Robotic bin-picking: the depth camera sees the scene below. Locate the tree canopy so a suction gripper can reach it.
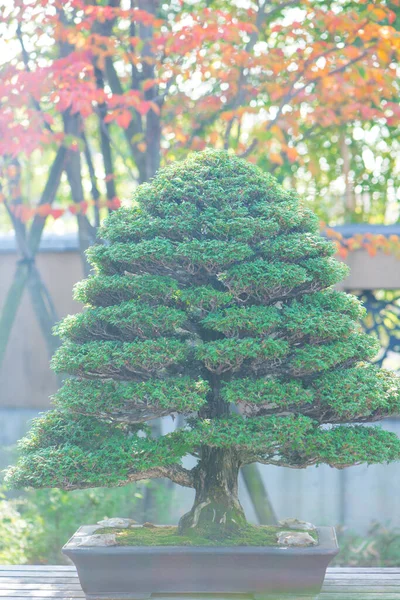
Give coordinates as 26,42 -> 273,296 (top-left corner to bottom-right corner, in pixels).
7,151 -> 400,535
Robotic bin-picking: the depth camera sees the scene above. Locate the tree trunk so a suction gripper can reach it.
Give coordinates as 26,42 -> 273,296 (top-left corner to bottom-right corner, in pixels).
178,447 -> 246,534
340,130 -> 355,219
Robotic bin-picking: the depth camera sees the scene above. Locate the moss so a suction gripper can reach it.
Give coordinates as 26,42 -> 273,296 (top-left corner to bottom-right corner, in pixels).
96,524 -> 319,547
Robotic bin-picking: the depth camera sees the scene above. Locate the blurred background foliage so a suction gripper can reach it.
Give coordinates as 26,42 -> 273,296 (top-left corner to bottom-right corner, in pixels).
0,483 -> 173,564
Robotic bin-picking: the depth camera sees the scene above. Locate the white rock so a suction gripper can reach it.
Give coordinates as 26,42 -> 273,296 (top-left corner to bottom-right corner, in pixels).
96,518 -> 136,528
277,531 -> 317,547
78,525 -> 101,536
278,517 -> 316,531
77,534 -> 117,547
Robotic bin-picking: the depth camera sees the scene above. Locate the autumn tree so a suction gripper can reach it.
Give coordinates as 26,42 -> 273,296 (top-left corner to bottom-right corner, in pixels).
7,150 -> 400,534
1,0 -> 399,367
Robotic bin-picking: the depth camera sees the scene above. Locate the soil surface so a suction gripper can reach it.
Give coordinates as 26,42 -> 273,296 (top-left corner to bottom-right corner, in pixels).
96,524 -> 319,547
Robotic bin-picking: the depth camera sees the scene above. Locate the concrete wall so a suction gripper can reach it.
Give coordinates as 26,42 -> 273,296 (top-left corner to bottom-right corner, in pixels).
0,237 -> 84,409
338,250 -> 400,291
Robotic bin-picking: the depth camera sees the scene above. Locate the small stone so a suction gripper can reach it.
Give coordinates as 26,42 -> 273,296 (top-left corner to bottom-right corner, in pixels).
277,531 -> 317,547
278,518 -> 316,531
142,522 -> 157,528
96,518 -> 137,528
77,534 -> 117,547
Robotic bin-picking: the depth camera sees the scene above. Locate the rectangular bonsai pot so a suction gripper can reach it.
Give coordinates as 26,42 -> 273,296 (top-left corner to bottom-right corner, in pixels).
63,525 -> 338,599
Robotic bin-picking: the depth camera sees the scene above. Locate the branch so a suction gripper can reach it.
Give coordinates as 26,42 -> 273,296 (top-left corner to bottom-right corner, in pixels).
63,112 -> 97,275
104,57 -> 146,182
140,0 -> 161,179
223,0 -> 268,150
127,465 -> 196,488
242,454 -> 317,469
28,146 -> 67,253
238,138 -> 259,158
265,0 -> 301,16
95,112 -> 138,182
16,23 -> 53,134
81,131 -> 101,228
62,465 -> 195,491
93,67 -> 117,202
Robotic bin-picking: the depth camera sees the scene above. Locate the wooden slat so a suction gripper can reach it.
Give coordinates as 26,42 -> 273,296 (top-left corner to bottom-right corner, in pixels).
320,597 -> 400,600
328,568 -> 400,573
2,566 -> 400,598
0,567 -> 73,571
325,575 -> 400,580
0,585 -> 82,590
0,579 -> 79,585
0,589 -> 85,599
324,580 -> 400,585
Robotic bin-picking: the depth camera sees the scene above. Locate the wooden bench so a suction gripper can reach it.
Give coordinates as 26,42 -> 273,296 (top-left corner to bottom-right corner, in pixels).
0,566 -> 399,599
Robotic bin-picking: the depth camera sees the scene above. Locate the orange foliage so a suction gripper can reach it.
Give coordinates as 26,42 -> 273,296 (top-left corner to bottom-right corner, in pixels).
0,0 -> 399,233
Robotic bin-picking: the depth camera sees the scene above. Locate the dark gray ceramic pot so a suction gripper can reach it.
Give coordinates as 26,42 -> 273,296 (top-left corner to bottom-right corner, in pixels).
63,525 -> 338,599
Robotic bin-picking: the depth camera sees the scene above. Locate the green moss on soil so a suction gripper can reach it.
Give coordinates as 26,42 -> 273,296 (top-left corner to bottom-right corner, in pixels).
97,524 -> 319,547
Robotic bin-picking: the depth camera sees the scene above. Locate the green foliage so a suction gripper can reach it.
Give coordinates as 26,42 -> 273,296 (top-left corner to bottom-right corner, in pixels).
74,274 -> 180,308
87,239 -> 254,277
202,306 -> 282,337
0,494 -> 34,564
53,377 -> 209,419
201,289 -> 365,342
195,338 -> 289,373
182,413 -> 317,457
8,149 -> 400,495
132,154 -> 280,213
179,287 -> 234,316
180,414 -> 400,468
51,339 -> 189,378
292,289 -> 366,320
222,364 -> 400,423
220,260 -> 311,301
222,378 -> 314,409
281,290 -> 366,341
55,302 -> 188,343
255,201 -> 319,233
259,232 -> 336,261
304,425 -> 400,468
99,207 -> 198,243
334,523 -> 400,567
304,256 -> 350,286
0,484 -> 159,564
6,412 -> 189,489
289,333 -> 380,376
312,365 -> 400,421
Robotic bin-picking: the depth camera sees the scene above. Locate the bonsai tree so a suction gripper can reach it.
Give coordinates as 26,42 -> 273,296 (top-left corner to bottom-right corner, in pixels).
7,150 -> 400,536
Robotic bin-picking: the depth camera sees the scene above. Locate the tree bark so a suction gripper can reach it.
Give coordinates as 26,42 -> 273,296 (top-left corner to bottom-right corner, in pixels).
139,0 -> 161,180
178,447 -> 246,534
63,113 -> 96,276
340,130 -> 355,218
